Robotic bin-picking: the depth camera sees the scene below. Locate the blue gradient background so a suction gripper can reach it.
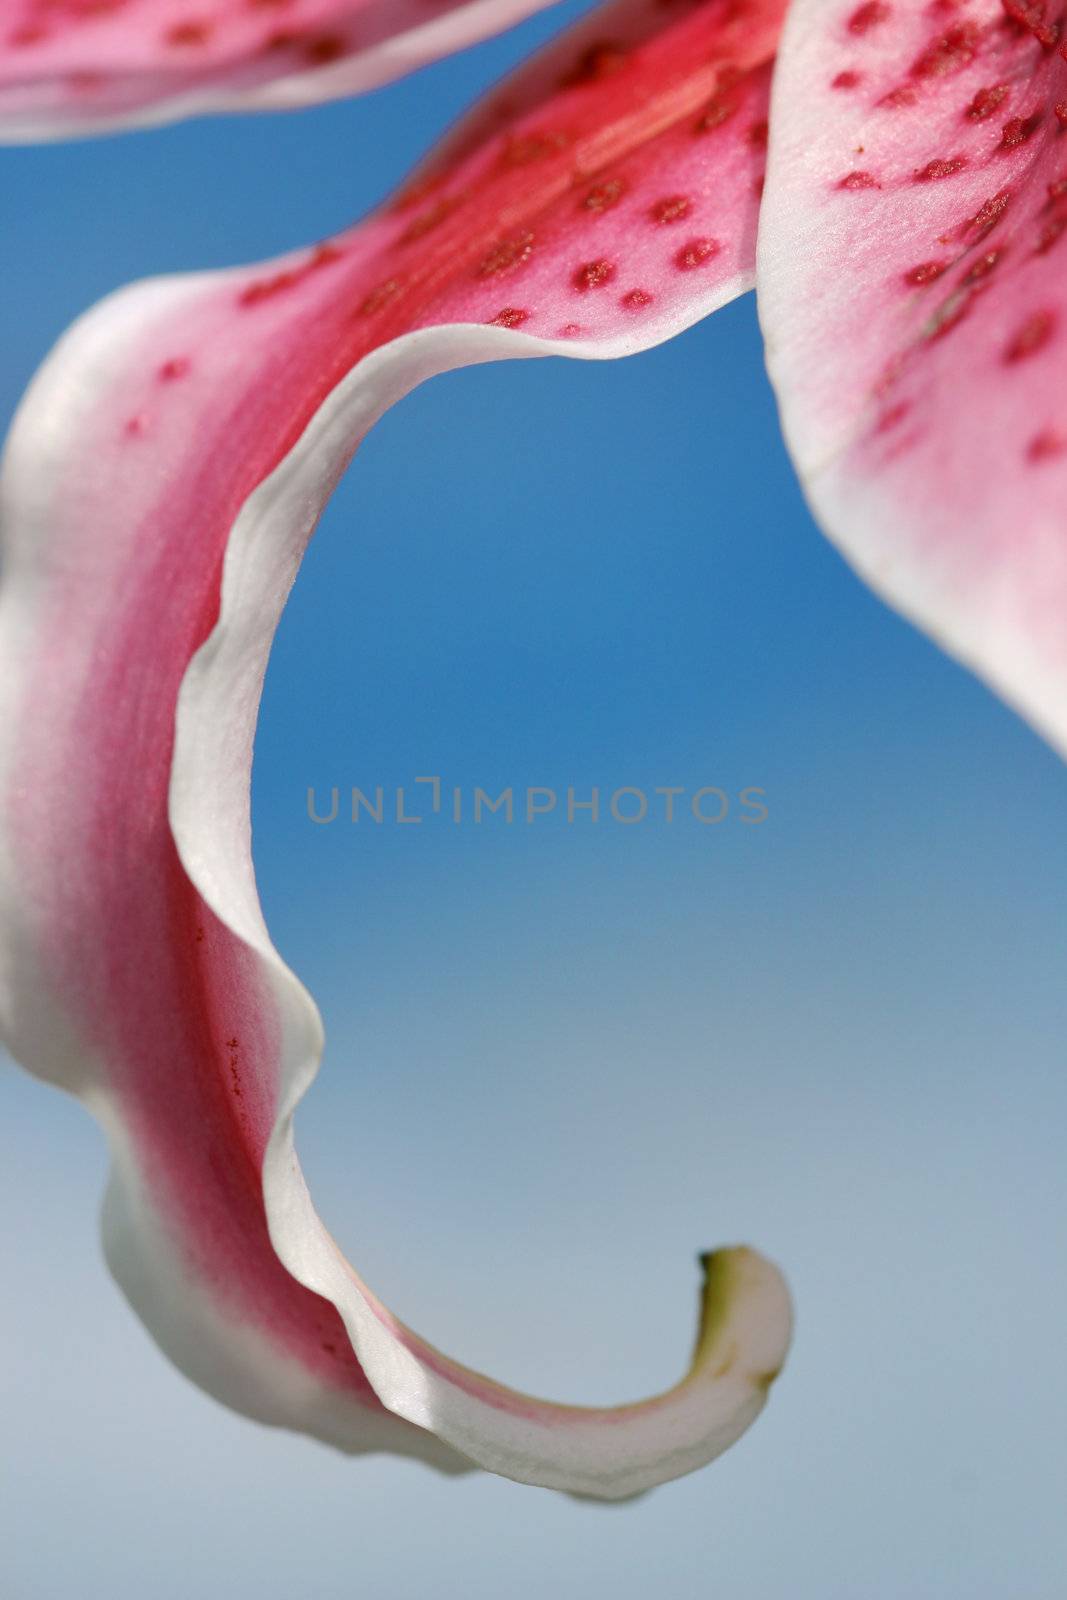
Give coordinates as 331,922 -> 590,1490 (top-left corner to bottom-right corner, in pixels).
2,7 -> 1067,1595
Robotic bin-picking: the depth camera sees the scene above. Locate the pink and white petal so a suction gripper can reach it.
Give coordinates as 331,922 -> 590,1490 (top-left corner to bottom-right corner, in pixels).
0,0 -> 791,1498
0,0 -> 559,142
759,0 -> 1067,755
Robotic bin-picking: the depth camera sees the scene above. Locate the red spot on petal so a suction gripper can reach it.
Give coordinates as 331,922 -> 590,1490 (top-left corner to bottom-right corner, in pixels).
651,194 -> 691,223
583,178 -> 625,212
573,258 -> 616,290
914,156 -> 968,181
622,288 -> 654,309
165,19 -> 212,45
848,1 -> 891,35
563,40 -> 629,86
966,188 -> 1013,239
694,94 -> 740,133
910,22 -> 981,77
489,307 -> 530,328
158,357 -> 190,381
239,270 -> 298,306
1004,309 -> 1057,362
876,400 -> 912,433
1036,209 -> 1067,251
1027,428 -> 1067,461
9,23 -> 47,45
904,259 -> 949,286
838,169 -> 881,189
304,33 -> 346,65
967,83 -> 1010,120
832,69 -> 863,89
1000,113 -> 1043,147
676,237 -> 720,269
1000,0 -> 1060,47
263,29 -> 299,51
880,83 -> 919,107
310,242 -> 344,268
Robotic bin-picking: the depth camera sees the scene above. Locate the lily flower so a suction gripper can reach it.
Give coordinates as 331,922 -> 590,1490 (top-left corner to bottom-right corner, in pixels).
1,0 -> 1062,1500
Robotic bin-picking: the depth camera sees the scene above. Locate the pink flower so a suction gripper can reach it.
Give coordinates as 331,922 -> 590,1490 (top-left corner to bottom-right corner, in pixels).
2,0 -> 1063,1497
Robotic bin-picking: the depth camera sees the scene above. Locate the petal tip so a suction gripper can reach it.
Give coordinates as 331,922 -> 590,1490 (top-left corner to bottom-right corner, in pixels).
694,1244 -> 793,1387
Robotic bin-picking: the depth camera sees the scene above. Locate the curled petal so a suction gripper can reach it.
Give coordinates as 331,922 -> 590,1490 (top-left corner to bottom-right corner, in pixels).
0,0 -> 558,141
759,0 -> 1067,754
0,0 -> 791,1497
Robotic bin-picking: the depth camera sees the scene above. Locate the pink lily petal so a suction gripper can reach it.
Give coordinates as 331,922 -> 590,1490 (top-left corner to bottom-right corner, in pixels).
759,0 -> 1067,754
0,0 -> 559,141
0,0 -> 791,1497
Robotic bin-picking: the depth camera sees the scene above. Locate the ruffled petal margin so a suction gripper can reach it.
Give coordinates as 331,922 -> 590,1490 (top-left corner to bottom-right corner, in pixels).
0,0 -> 791,1498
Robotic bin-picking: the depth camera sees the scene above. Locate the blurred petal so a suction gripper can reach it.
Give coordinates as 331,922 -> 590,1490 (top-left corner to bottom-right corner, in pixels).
759,0 -> 1067,754
0,0 -> 790,1497
0,0 -> 558,141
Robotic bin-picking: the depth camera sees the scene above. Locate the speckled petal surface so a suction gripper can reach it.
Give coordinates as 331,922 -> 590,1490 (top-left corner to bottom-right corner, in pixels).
759,0 -> 1067,754
0,0 -> 558,140
0,0 -> 791,1497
